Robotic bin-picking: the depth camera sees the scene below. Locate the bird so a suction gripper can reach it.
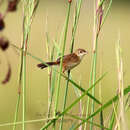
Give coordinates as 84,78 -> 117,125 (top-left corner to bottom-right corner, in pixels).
37,48 -> 88,73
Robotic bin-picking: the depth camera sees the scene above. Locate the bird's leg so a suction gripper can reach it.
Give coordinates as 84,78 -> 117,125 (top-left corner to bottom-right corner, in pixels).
62,68 -> 65,73
62,66 -> 67,73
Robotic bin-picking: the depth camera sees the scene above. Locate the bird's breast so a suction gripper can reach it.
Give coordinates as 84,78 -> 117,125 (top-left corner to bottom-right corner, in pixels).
65,60 -> 81,70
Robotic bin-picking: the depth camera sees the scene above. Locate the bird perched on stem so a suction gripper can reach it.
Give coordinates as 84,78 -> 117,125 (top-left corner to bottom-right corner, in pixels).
37,48 -> 88,73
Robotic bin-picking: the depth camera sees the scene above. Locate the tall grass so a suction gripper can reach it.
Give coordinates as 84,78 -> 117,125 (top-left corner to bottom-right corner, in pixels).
85,0 -> 112,129
0,0 -> 130,130
60,0 -> 83,129
21,1 -> 38,130
13,0 -> 39,130
115,33 -> 128,130
54,0 -> 72,121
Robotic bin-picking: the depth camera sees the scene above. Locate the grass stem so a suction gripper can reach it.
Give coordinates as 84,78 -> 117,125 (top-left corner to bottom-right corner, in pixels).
59,0 -> 83,129
54,1 -> 72,129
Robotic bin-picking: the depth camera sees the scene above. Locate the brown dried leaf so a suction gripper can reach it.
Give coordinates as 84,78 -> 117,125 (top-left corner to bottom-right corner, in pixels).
0,13 -> 5,31
7,0 -> 19,12
2,63 -> 11,84
0,37 -> 9,51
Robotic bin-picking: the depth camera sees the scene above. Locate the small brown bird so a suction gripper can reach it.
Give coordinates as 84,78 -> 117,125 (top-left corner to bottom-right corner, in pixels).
37,48 -> 88,73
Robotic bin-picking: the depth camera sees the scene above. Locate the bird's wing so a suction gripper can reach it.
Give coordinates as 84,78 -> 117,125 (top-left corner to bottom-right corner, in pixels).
56,55 -> 67,63
56,53 -> 79,63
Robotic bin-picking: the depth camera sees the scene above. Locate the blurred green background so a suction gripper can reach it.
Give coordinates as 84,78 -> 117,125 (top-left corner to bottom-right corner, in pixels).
0,0 -> 130,130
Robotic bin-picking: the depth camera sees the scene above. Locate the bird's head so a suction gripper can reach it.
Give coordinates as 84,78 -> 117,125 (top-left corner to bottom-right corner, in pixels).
75,48 -> 88,59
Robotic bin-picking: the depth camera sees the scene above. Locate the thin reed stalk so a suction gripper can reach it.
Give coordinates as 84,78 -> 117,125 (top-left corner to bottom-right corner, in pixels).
85,0 -> 112,129
22,45 -> 26,130
40,73 -> 106,130
89,1 -> 99,129
59,0 -> 83,129
45,30 -> 54,119
13,12 -> 25,129
59,72 -> 70,130
13,1 -> 39,130
108,103 -> 118,129
53,1 -> 72,129
13,94 -> 21,130
0,118 -> 55,127
116,34 -> 128,130
47,48 -> 55,119
74,86 -> 130,129
13,31 -> 24,130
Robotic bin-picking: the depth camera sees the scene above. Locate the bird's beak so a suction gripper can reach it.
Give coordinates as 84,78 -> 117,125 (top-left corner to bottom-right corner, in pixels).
85,51 -> 88,54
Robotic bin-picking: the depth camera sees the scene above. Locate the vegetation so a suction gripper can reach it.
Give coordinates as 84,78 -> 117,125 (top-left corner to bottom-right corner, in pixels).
0,0 -> 129,130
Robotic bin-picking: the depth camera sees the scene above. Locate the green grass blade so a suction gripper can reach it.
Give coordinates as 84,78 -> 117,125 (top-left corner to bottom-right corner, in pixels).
54,0 -> 71,113
59,72 -> 70,130
53,2 -> 72,130
100,110 -> 104,130
66,113 -> 110,130
74,86 -> 130,129
21,1 -> 39,129
40,73 -> 106,130
61,1 -> 84,128
98,0 -> 106,7
13,94 -> 21,130
0,117 -> 55,127
108,103 -> 118,130
89,0 -> 99,128
60,0 -> 84,128
100,0 -> 113,29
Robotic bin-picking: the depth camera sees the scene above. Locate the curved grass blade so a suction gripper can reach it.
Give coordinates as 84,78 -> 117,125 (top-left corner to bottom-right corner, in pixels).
74,86 -> 130,129
40,73 -> 106,130
108,103 -> 118,130
67,113 -> 110,130
100,0 -> 113,29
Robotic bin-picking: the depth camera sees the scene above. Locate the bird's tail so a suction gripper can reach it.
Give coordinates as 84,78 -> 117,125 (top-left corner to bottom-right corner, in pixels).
37,62 -> 58,69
